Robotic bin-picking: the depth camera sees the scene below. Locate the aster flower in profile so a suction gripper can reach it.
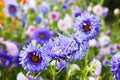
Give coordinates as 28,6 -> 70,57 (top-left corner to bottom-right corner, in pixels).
57,60 -> 67,71
0,53 -> 11,67
4,0 -> 18,17
19,41 -> 48,73
42,34 -> 88,61
110,52 -> 120,80
73,11 -> 100,41
34,28 -> 51,45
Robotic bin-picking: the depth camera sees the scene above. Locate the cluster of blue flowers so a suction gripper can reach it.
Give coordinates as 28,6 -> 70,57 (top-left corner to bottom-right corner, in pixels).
19,11 -> 100,73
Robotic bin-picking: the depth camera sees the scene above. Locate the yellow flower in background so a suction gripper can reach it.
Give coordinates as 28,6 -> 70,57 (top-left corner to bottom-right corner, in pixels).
0,0 -> 4,8
17,0 -> 27,4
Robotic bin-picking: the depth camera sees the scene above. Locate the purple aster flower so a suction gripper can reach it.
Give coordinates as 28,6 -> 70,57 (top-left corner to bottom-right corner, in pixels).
19,42 -> 48,73
73,12 -> 100,41
34,28 -> 51,45
4,1 -> 18,17
110,52 -> 120,80
0,53 -> 11,67
39,2 -> 50,15
42,34 -> 88,61
57,60 -> 67,71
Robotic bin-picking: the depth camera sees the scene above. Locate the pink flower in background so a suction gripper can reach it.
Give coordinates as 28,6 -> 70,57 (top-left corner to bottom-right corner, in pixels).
17,72 -> 28,80
93,5 -> 109,18
105,30 -> 111,35
93,5 -> 103,16
25,25 -> 36,38
4,41 -> 19,57
49,12 -> 60,21
57,14 -> 73,31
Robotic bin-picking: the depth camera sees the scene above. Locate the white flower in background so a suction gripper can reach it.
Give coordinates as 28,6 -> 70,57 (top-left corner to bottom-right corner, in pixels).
17,72 -> 28,80
99,46 -> 111,57
25,25 -> 36,38
98,34 -> 111,47
70,64 -> 80,71
88,76 -> 96,80
4,41 -> 19,57
87,6 -> 92,12
57,14 -> 73,31
91,59 -> 102,77
89,39 -> 98,47
114,8 -> 119,15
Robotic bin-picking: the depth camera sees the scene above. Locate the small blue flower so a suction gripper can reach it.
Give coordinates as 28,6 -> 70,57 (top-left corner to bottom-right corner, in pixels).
34,28 -> 51,45
110,52 -> 120,80
39,2 -> 50,15
73,12 -> 100,41
34,15 -> 42,24
0,53 -> 11,67
19,43 -> 48,73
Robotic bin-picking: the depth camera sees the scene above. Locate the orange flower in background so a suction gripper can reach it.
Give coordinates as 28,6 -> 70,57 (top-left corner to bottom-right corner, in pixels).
12,18 -> 19,24
17,0 -> 27,4
10,25 -> 16,30
0,0 -> 4,8
0,20 -> 4,26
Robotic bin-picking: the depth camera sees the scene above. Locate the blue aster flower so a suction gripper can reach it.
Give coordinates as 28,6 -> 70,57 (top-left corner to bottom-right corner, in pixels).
42,34 -> 88,61
0,53 -> 11,67
110,52 -> 120,80
4,1 -> 18,17
34,28 -> 51,45
73,12 -> 100,41
19,42 -> 48,73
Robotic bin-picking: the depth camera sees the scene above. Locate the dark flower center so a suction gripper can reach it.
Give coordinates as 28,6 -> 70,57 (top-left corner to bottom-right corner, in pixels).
9,5 -> 15,12
82,23 -> 91,32
1,57 -> 6,62
30,55 -> 40,63
40,34 -> 45,39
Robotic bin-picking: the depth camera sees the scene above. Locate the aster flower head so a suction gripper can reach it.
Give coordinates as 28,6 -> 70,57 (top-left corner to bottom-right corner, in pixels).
0,53 -> 11,67
19,41 -> 48,73
73,11 -> 100,41
110,52 -> 120,80
42,34 -> 88,61
34,28 -> 51,45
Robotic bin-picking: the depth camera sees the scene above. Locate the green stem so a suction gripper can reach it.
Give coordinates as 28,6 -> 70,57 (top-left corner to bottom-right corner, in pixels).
83,54 -> 88,80
53,60 -> 57,80
66,63 -> 70,80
